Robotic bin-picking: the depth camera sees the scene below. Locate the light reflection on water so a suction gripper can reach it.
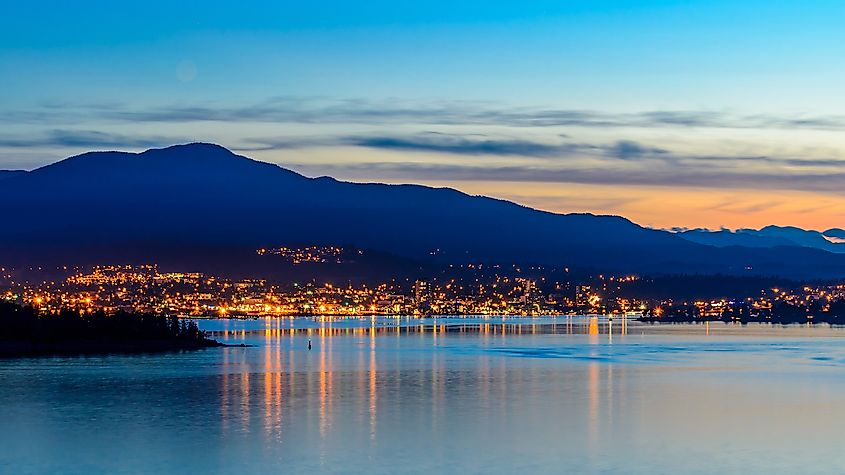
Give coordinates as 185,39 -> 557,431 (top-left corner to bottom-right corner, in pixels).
3,317 -> 845,474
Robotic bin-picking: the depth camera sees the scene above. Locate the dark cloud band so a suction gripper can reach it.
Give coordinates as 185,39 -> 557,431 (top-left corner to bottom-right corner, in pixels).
6,97 -> 845,131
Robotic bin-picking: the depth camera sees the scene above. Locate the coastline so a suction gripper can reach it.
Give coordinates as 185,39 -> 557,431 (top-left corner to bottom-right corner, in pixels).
638,316 -> 845,325
0,338 -> 244,358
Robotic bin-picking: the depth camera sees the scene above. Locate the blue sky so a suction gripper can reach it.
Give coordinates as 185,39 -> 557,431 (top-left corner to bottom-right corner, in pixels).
3,1 -> 845,229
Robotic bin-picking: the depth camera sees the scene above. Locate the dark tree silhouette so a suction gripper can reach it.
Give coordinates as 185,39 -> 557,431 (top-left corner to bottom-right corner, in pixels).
0,301 -> 219,356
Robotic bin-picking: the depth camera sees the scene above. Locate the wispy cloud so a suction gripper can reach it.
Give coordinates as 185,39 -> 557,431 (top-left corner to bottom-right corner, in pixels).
291,157 -> 845,194
0,129 -> 189,149
347,133 -> 580,157
6,128 -> 845,195
239,132 -> 600,157
4,109 -> 845,198
309,133 -> 845,172
242,133 -> 676,161
8,97 -> 845,131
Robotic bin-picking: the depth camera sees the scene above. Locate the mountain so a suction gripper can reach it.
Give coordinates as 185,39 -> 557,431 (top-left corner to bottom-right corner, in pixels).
678,226 -> 845,254
676,228 -> 795,249
0,170 -> 27,180
2,143 -> 845,280
824,228 -> 845,243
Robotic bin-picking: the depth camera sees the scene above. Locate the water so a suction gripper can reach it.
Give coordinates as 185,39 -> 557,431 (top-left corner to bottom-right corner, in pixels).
3,316 -> 845,474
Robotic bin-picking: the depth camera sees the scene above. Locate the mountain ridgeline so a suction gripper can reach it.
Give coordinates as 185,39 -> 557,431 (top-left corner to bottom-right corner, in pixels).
2,143 -> 844,280
677,226 -> 845,253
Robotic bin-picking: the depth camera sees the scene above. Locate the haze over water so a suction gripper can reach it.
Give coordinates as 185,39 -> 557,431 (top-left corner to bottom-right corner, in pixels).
3,317 -> 845,475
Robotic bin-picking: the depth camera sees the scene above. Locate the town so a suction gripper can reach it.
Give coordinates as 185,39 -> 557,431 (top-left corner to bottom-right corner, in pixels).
3,256 -> 845,322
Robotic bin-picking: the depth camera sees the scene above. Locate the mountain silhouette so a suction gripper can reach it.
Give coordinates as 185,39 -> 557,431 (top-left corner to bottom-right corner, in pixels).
678,226 -> 845,253
2,143 -> 844,279
824,228 -> 845,242
0,170 -> 26,180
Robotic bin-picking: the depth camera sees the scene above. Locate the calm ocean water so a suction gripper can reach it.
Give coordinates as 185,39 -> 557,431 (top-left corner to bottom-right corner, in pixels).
3,316 -> 845,474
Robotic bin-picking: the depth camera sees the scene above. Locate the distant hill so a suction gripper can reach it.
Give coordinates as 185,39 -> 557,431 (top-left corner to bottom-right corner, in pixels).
824,228 -> 845,243
678,226 -> 845,254
2,143 -> 845,279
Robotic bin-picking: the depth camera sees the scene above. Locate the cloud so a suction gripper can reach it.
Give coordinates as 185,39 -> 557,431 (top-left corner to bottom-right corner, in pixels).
348,133 -> 580,157
236,131 -> 845,196
4,122 -> 845,198
322,133 -> 845,172
242,132 -> 674,161
290,158 -> 845,194
238,132 -> 618,158
6,127 -> 845,193
233,136 -> 340,152
0,129 -> 189,149
704,199 -> 785,215
9,97 -> 845,131
606,140 -> 668,160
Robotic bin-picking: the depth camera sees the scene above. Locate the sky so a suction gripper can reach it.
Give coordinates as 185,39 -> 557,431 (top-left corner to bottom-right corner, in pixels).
2,0 -> 845,230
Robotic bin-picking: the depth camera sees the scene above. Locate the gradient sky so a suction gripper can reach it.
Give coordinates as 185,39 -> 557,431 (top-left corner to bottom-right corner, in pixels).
3,1 -> 845,230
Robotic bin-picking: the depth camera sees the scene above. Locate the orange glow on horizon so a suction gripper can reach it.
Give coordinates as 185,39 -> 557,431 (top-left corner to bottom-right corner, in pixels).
424,180 -> 845,231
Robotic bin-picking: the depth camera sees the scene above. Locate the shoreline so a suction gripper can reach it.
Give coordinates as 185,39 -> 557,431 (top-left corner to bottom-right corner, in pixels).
638,317 -> 845,325
0,338 -> 246,358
